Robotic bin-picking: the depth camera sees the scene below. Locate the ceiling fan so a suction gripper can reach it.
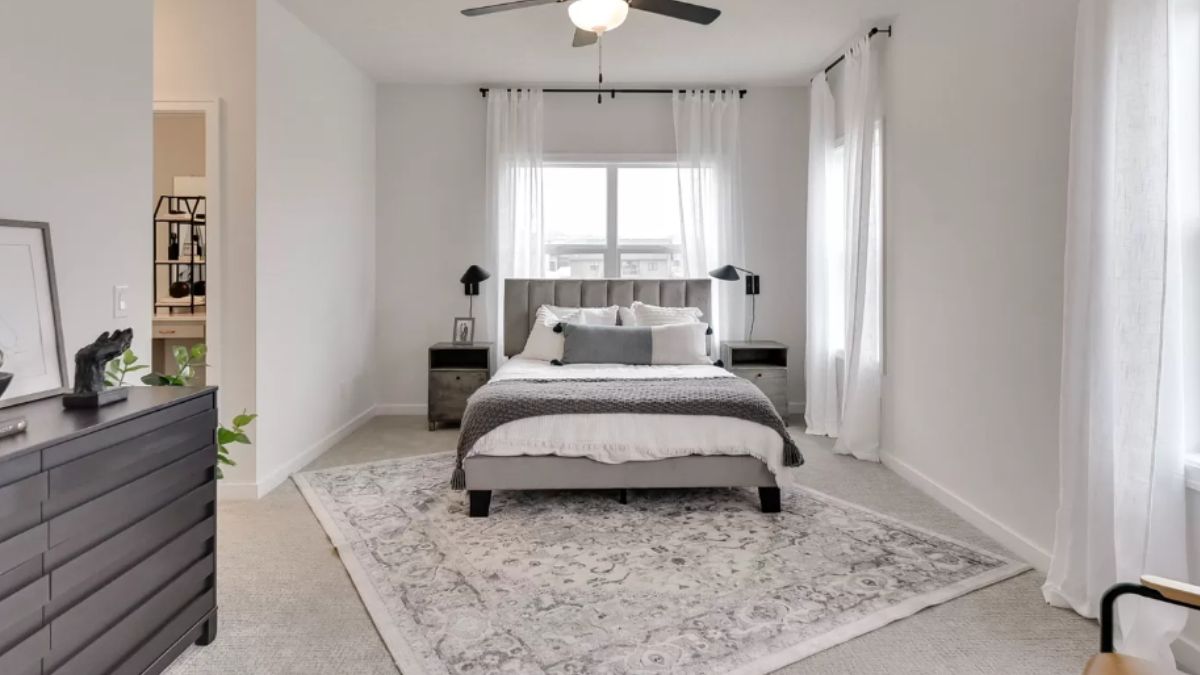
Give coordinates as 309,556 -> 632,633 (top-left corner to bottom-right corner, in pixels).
461,0 -> 721,48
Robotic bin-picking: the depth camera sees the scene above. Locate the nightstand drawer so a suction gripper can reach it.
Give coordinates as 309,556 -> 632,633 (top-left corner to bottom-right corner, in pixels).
151,323 -> 204,340
731,368 -> 787,417
429,371 -> 488,424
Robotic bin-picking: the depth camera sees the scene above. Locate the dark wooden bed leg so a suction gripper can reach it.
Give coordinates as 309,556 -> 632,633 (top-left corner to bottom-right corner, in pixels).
468,490 -> 492,518
759,487 -> 781,513
617,489 -> 628,505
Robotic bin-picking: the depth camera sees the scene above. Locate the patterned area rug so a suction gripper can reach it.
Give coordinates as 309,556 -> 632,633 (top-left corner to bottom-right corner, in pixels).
294,453 -> 1027,675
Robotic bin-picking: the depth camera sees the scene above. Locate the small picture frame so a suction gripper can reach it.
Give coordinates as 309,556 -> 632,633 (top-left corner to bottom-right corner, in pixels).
452,317 -> 475,345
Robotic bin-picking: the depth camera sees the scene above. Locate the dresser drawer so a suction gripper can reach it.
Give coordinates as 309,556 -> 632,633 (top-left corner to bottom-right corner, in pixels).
50,481 -> 213,612
0,625 -> 47,675
429,370 -> 488,423
46,409 -> 215,515
731,367 -> 788,417
47,517 -> 214,664
151,323 -> 204,340
47,447 -> 211,561
42,392 -> 214,469
0,524 -> 47,580
0,575 -> 48,649
51,555 -> 213,675
0,474 -> 46,542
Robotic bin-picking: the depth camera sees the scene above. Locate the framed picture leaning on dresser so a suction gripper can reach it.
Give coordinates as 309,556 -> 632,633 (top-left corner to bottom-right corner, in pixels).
0,219 -> 68,408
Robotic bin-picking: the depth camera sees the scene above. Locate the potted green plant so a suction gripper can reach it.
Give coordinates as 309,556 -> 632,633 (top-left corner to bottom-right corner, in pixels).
106,345 -> 254,478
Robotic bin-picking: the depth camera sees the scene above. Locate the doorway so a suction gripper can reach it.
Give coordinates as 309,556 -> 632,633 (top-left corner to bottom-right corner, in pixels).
152,101 -> 221,388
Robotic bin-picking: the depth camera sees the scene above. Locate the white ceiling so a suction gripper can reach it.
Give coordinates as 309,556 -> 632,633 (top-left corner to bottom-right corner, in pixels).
274,0 -> 898,85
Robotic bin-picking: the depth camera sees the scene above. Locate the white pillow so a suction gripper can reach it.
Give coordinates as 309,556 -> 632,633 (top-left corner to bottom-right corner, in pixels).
618,307 -> 638,326
543,305 -> 618,326
650,323 -> 711,365
631,301 -> 705,327
519,305 -> 618,361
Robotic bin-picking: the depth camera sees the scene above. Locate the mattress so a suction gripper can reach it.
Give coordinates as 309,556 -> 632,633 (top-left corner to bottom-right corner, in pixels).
468,357 -> 794,482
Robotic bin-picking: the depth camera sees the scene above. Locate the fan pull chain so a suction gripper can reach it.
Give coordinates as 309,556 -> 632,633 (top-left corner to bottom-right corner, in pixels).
597,34 -> 604,104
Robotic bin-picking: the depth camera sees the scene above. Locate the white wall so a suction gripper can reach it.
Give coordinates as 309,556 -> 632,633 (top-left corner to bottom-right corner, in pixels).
375,85 -> 808,412
155,0 -> 259,486
256,0 -> 377,493
879,0 -> 1078,565
0,0 -> 153,370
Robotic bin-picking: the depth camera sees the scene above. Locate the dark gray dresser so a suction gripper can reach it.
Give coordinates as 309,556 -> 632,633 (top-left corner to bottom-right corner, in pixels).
0,386 -> 218,675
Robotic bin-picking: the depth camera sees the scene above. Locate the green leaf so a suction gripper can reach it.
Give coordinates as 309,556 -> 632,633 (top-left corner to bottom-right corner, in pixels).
217,454 -> 236,466
190,343 -> 207,361
215,466 -> 224,480
104,377 -> 115,387
123,349 -> 138,365
172,345 -> 189,367
232,432 -> 251,445
141,373 -> 172,386
127,365 -> 149,372
217,428 -> 239,445
232,413 -> 258,428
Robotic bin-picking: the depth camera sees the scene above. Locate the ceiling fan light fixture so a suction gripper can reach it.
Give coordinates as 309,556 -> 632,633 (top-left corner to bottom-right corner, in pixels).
568,0 -> 629,34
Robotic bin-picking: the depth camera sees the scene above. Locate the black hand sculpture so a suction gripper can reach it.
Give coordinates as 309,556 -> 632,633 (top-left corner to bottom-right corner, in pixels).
71,329 -> 133,395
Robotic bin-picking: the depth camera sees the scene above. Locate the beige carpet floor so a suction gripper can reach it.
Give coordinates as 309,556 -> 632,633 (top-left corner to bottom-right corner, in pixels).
166,416 -> 1097,674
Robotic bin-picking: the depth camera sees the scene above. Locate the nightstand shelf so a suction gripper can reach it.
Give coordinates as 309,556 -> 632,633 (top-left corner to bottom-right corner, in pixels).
721,341 -> 789,417
428,343 -> 492,431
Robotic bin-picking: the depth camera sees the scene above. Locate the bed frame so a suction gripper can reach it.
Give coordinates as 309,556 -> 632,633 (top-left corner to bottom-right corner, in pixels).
462,278 -> 781,517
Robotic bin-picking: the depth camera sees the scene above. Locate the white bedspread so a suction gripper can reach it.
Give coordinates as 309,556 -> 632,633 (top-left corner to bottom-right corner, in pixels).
469,357 -> 793,482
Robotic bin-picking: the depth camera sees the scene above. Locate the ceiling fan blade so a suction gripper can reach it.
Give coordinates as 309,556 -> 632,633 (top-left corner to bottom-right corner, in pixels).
572,28 -> 599,47
461,0 -> 563,17
628,0 -> 720,25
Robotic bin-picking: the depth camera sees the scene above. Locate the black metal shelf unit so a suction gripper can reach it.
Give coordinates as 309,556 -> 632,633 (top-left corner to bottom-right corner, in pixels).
153,195 -> 207,315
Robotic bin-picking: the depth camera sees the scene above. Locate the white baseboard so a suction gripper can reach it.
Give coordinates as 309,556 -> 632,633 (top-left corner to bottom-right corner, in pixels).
880,450 -> 1053,571
219,405 -> 378,501
1175,634 -> 1200,675
375,403 -> 427,416
217,480 -> 259,500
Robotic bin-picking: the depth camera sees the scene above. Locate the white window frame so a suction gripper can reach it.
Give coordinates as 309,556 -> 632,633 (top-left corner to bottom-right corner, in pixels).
543,154 -> 681,279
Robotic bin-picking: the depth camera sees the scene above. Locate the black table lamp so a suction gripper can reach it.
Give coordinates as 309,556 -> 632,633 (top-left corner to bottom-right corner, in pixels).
460,265 -> 491,319
709,264 -> 761,341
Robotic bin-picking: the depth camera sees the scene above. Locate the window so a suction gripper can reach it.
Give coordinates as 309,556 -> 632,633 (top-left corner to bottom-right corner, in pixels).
543,161 -> 684,279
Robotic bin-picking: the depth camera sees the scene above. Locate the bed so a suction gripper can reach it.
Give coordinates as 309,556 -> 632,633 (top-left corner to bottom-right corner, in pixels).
459,278 -> 800,517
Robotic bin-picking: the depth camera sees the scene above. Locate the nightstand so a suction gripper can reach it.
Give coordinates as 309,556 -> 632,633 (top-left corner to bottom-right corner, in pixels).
428,343 -> 492,431
721,341 -> 789,417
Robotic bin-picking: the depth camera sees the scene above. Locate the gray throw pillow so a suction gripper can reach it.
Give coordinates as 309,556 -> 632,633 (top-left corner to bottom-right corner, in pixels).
559,324 -> 652,365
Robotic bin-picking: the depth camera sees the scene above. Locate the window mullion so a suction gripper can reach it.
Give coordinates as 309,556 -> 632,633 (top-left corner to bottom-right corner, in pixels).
605,165 -> 619,277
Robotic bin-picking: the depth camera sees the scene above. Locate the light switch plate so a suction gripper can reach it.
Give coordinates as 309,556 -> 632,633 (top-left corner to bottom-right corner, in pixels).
113,285 -> 129,318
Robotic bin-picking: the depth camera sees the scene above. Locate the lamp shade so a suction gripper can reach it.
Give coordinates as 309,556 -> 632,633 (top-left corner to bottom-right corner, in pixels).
568,0 -> 629,33
709,265 -> 741,281
460,265 -> 491,285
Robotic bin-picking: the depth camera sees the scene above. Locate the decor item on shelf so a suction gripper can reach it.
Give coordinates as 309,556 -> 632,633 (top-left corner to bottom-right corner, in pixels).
62,328 -> 134,409
453,317 -> 476,345
194,229 -> 205,257
710,264 -> 761,341
460,264 -> 490,320
0,219 -> 69,407
169,280 -> 192,298
168,231 -> 180,260
193,280 -> 207,297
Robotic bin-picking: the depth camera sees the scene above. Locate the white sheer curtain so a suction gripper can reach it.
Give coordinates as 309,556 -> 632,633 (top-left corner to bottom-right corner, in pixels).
804,36 -> 884,461
484,89 -> 544,357
673,89 -> 746,345
1043,0 -> 1199,666
804,73 -> 840,437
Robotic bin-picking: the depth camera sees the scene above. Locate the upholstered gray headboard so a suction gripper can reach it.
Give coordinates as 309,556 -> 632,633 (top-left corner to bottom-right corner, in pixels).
504,278 -> 712,357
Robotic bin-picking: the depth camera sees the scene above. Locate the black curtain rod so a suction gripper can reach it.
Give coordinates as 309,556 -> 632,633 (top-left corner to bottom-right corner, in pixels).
821,26 -> 893,77
479,87 -> 747,99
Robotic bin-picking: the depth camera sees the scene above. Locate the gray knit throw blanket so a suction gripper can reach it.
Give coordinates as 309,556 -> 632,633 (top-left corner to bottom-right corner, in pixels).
451,377 -> 802,489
